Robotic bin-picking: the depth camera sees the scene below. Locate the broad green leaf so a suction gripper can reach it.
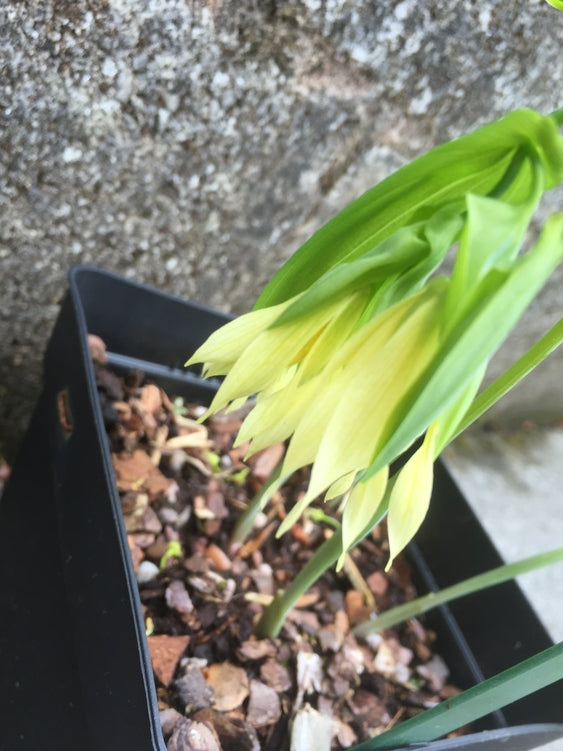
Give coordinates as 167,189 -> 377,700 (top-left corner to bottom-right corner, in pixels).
363,213 -> 563,482
270,224 -> 429,327
455,317 -> 563,438
432,363 -> 487,453
255,110 -> 563,309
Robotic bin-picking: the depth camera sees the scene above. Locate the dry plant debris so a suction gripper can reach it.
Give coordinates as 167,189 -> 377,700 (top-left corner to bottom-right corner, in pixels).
93,347 -> 462,751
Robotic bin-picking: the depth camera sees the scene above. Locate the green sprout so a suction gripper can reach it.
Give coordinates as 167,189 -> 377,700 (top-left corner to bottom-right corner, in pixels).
159,540 -> 183,569
170,396 -> 189,416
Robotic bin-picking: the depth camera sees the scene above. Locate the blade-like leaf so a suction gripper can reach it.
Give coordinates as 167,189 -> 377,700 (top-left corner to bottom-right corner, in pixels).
454,317 -> 563,438
255,110 -> 563,309
349,641 -> 563,750
363,213 -> 563,482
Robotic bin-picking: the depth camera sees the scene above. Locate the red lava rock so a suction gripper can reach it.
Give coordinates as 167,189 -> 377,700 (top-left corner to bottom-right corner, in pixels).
131,532 -> 156,548
167,718 -> 222,751
417,654 -> 450,691
174,665 -> 215,713
127,534 -> 144,573
288,608 -> 320,635
159,707 -> 184,738
347,688 -> 391,729
373,637 -> 414,683
193,709 -> 260,751
125,505 -> 163,534
148,634 -> 190,687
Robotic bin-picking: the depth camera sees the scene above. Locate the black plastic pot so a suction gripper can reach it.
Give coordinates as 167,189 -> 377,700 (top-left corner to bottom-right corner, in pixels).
1,266 -> 561,751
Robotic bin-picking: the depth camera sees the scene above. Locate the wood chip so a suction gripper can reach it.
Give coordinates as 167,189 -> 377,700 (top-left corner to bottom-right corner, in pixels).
204,543 -> 232,572
344,589 -> 372,626
167,718 -> 222,751
113,449 -> 173,499
127,534 -> 144,573
237,639 -> 277,661
205,662 -> 249,712
247,442 -> 285,482
246,679 -> 282,728
260,659 -> 292,692
141,383 -> 163,415
148,634 -> 190,687
165,580 -> 194,614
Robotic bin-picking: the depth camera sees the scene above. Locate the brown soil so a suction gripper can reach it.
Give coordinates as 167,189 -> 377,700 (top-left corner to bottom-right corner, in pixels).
93,339 -> 462,751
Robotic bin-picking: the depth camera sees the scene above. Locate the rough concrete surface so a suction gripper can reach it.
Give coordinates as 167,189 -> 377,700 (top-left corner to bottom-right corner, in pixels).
1,0 -> 563,458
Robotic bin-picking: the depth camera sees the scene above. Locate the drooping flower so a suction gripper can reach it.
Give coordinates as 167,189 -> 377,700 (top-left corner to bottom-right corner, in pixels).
187,108 -> 563,571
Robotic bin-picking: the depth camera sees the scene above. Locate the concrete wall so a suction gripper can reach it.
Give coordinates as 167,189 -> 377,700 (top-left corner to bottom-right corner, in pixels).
1,0 -> 562,459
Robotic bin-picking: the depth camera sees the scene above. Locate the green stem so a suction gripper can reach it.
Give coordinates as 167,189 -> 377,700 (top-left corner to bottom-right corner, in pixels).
230,463 -> 285,544
453,317 -> 563,440
354,545 -> 563,638
254,529 -> 344,638
349,641 -> 563,750
550,107 -> 563,127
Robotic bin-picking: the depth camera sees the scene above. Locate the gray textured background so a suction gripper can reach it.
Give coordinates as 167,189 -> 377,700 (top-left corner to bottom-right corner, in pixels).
1,0 -> 563,459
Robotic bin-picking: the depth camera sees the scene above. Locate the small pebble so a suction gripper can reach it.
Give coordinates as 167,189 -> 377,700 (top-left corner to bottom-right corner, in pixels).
136,560 -> 160,584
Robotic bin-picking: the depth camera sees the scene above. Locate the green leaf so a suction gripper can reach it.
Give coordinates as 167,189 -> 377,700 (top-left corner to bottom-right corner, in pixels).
255,110 -> 563,309
349,641 -> 563,749
363,213 -> 563,482
454,317 -> 563,438
355,545 -> 563,637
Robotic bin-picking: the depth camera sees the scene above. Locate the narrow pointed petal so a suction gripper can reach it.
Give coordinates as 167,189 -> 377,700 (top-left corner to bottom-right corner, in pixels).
306,286 -> 443,503
341,467 -> 389,561
385,424 -> 437,571
324,471 -> 357,501
186,300 -> 291,369
238,374 -> 322,456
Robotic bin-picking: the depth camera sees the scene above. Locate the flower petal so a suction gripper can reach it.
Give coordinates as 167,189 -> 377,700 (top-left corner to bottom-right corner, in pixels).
385,424 -> 437,570
340,466 -> 389,567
